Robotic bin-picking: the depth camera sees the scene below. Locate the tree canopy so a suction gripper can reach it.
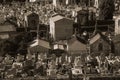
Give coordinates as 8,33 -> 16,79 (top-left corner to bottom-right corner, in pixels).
0,32 -> 35,56
99,0 -> 115,20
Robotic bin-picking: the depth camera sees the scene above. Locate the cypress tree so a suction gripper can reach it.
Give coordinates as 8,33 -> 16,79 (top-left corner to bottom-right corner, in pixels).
99,0 -> 115,20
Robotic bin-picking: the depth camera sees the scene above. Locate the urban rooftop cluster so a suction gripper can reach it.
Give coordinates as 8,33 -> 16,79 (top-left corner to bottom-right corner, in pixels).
0,0 -> 120,79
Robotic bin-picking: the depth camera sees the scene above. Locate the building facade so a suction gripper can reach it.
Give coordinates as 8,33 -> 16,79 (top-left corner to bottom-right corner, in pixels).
49,15 -> 73,41
67,36 -> 87,55
90,32 -> 110,55
28,39 -> 51,53
25,12 -> 39,30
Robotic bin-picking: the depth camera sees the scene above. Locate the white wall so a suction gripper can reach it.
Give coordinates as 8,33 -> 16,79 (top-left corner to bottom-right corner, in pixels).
115,16 -> 120,35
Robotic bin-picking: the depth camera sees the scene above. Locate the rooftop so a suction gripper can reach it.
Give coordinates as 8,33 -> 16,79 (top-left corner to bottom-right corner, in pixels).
30,38 -> 51,49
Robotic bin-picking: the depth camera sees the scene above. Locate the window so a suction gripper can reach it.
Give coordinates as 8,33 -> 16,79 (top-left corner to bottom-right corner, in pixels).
98,43 -> 103,51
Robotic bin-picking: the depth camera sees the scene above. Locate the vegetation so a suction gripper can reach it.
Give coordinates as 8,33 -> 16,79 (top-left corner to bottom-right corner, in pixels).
99,0 -> 115,20
0,32 -> 35,56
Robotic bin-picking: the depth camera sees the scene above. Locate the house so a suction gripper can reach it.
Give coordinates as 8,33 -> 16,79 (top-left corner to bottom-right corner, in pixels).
77,10 -> 89,26
52,36 -> 87,63
90,31 -> 111,56
53,36 -> 87,55
53,36 -> 87,54
80,20 -> 114,34
51,40 -> 67,57
28,38 -> 51,54
0,21 -> 16,39
67,36 -> 87,63
49,15 -> 73,41
24,12 -> 39,30
67,36 -> 87,55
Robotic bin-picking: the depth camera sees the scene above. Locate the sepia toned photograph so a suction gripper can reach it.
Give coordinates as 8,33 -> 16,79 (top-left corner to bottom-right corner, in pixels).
0,0 -> 120,80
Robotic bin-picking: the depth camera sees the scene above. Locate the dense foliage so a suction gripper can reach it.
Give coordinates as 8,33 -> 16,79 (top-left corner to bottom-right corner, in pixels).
99,0 -> 115,20
0,0 -> 26,3
0,32 -> 35,56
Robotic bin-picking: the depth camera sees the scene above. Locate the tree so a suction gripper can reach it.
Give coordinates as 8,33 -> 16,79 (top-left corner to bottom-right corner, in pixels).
17,41 -> 28,55
0,32 -> 34,56
15,32 -> 33,55
0,40 -> 18,56
0,31 -> 38,56
99,0 -> 115,20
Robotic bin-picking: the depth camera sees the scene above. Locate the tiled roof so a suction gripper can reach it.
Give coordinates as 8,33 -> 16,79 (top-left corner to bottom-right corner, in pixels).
50,14 -> 73,22
50,15 -> 64,22
30,39 -> 51,49
90,31 -> 110,45
54,35 -> 87,45
68,36 -> 87,45
25,12 -> 39,17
